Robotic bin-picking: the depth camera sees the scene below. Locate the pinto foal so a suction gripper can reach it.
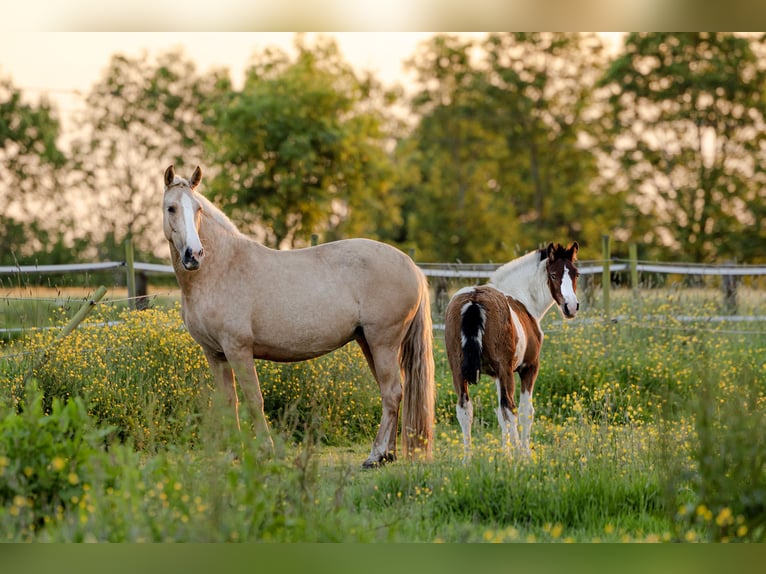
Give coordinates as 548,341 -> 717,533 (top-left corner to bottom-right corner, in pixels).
445,243 -> 579,459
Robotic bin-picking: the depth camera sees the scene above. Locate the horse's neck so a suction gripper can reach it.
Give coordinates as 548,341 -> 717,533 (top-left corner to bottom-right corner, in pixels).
489,253 -> 554,320
172,213 -> 249,295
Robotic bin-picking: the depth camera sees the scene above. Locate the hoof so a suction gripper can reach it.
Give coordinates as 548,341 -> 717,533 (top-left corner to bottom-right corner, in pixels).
361,451 -> 396,469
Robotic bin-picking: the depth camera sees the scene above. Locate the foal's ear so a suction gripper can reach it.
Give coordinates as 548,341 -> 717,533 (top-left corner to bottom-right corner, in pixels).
546,242 -> 556,262
164,165 -> 175,187
189,166 -> 202,190
567,241 -> 579,261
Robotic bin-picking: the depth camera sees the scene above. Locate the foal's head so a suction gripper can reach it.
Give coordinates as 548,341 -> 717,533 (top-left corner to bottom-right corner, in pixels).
163,165 -> 205,271
544,242 -> 580,319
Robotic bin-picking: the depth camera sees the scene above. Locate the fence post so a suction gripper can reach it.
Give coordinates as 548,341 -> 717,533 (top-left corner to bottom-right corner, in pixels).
629,242 -> 639,300
722,260 -> 738,315
601,234 -> 611,321
311,234 -> 319,246
125,239 -> 136,310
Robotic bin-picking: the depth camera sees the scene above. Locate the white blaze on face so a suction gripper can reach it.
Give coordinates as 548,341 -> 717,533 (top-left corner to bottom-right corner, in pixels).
561,268 -> 578,316
181,193 -> 204,258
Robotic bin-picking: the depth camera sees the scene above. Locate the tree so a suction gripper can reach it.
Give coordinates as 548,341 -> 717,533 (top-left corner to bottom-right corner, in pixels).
207,35 -> 399,249
0,76 -> 67,264
599,32 -> 766,262
70,49 -> 231,260
397,33 -> 615,262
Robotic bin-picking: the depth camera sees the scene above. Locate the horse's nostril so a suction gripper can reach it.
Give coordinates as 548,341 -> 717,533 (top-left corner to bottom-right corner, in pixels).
184,247 -> 193,260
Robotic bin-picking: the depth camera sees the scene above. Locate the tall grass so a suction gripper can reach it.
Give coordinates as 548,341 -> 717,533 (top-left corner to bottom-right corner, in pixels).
0,292 -> 764,541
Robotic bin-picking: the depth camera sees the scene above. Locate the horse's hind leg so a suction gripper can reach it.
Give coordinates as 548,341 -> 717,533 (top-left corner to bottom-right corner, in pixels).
361,341 -> 403,468
495,370 -> 520,456
448,351 -> 473,461
518,364 -> 539,455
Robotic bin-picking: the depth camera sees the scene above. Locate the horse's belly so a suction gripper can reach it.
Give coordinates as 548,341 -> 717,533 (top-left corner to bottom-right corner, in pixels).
250,314 -> 358,362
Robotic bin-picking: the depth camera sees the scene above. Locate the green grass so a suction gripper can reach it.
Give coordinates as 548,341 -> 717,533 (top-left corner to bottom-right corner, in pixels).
0,288 -> 764,542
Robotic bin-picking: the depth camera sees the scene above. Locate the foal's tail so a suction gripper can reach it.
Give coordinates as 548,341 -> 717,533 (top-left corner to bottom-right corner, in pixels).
400,272 -> 435,461
460,301 -> 485,386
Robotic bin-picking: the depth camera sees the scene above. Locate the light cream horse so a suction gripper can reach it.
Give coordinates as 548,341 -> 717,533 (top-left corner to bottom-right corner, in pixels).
162,165 -> 435,467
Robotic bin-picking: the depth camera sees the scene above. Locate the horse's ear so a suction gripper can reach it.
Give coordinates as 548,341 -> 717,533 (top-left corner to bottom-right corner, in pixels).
164,165 -> 175,187
189,166 -> 202,190
546,242 -> 556,262
567,241 -> 579,261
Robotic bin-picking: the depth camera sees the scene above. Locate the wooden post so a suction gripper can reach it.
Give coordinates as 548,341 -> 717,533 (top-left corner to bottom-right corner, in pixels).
601,234 -> 611,321
722,260 -> 738,315
125,239 -> 136,310
629,242 -> 639,300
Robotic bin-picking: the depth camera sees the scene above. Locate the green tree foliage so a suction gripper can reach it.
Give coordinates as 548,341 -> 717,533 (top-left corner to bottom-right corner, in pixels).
207,35 -> 399,248
397,33 -> 616,262
70,49 -> 231,260
0,76 -> 67,264
599,32 -> 766,262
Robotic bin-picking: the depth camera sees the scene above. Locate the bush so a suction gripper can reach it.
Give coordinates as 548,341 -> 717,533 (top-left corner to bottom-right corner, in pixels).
0,380 -> 116,539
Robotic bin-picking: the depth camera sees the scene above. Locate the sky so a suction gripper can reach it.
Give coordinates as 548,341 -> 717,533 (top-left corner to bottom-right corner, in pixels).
0,32 -> 625,134
0,32 -> 488,132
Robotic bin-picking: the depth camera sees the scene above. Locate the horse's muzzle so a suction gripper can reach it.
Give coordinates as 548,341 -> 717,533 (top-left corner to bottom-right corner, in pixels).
563,301 -> 579,319
182,247 -> 203,270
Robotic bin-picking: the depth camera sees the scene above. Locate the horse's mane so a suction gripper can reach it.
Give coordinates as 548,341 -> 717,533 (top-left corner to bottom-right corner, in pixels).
488,248 -> 546,289
195,191 -> 242,235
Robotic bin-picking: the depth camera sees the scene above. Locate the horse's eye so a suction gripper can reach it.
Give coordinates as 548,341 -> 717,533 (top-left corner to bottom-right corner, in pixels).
167,206 -> 176,214
550,273 -> 557,280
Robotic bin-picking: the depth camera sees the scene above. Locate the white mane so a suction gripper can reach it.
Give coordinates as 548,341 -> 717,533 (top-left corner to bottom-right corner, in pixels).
488,249 -> 554,319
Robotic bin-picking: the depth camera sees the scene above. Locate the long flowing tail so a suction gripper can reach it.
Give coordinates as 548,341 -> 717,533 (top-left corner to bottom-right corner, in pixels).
400,271 -> 435,461
460,301 -> 485,385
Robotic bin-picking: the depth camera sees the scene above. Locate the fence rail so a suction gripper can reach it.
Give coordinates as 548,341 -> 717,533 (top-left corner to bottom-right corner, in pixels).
3,259 -> 766,280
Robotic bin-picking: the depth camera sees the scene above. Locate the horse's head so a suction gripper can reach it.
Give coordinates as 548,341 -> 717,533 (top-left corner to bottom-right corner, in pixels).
163,165 -> 205,271
545,242 -> 580,319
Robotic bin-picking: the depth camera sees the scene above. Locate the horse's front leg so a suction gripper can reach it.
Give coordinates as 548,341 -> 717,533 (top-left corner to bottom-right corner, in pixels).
518,364 -> 539,455
203,349 -> 241,431
224,346 -> 275,455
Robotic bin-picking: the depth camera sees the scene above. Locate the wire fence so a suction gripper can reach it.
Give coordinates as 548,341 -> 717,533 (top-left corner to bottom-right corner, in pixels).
2,257 -> 765,339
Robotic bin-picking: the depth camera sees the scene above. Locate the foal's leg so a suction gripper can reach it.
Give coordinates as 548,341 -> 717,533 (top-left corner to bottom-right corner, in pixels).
362,340 -> 403,468
518,364 -> 539,455
455,382 -> 473,461
495,369 -> 520,455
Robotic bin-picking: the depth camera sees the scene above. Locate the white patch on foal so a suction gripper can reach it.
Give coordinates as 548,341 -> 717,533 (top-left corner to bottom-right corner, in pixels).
508,304 -> 527,368
561,268 -> 578,315
495,378 -> 520,452
519,390 -> 535,454
456,398 -> 474,460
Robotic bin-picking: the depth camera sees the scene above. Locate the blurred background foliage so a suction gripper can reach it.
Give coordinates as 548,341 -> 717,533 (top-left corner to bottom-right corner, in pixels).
2,32 -> 766,265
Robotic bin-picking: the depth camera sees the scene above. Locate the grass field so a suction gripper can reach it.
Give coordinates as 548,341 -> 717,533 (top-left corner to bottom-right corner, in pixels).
0,286 -> 764,542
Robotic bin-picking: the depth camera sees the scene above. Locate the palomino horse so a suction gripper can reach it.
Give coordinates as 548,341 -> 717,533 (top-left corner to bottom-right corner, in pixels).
444,243 -> 579,459
162,165 -> 435,468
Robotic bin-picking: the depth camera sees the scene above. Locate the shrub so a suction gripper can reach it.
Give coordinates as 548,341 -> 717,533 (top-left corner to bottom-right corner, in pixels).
0,380 -> 116,539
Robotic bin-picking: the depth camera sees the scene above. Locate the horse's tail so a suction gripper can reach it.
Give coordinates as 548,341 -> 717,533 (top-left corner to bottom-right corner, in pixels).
460,301 -> 485,386
400,271 -> 435,461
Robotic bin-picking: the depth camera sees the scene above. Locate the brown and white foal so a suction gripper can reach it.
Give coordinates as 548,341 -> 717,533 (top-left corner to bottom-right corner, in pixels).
445,243 -> 579,459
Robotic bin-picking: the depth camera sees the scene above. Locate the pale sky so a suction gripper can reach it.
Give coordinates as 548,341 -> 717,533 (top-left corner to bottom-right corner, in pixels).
0,32 -> 623,128
0,33 -> 469,121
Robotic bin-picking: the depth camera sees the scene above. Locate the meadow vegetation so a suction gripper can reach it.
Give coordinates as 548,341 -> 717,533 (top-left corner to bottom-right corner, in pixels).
0,289 -> 764,542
